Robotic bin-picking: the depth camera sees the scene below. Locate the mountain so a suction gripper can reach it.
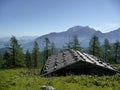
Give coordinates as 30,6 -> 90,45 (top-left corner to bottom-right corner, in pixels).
0,36 -> 38,52
1,26 -> 120,52
30,26 -> 120,51
104,28 -> 120,43
22,26 -> 97,51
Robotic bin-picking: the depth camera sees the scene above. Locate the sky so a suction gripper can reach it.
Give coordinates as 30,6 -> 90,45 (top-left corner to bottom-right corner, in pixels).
0,0 -> 120,37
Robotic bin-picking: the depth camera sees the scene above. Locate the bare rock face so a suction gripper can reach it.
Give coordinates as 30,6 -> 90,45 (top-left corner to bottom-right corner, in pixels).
41,85 -> 55,90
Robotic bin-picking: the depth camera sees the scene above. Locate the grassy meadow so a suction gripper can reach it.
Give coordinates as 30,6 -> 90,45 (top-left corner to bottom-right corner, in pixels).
0,64 -> 120,90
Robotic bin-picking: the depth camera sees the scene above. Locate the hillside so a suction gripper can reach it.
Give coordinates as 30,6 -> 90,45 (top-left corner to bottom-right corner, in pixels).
0,64 -> 120,90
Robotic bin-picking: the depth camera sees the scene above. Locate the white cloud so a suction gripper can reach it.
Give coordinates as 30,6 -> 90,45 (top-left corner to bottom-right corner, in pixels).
91,23 -> 120,33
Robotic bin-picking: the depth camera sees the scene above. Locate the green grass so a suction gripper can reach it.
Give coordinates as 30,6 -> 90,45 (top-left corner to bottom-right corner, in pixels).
0,65 -> 120,90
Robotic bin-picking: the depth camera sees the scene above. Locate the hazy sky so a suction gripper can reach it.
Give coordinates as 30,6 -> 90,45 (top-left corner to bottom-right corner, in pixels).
0,0 -> 120,37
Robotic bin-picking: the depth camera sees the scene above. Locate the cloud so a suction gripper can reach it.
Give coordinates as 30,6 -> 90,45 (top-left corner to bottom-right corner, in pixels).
91,23 -> 120,33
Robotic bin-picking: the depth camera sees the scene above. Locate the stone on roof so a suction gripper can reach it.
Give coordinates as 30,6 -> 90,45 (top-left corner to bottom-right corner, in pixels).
41,49 -> 119,76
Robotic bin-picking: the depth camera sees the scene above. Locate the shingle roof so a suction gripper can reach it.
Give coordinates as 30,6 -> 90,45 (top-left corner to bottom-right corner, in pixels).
41,49 -> 119,76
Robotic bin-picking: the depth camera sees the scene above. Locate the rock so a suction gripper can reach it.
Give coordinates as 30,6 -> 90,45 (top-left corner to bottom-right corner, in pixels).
41,85 -> 55,90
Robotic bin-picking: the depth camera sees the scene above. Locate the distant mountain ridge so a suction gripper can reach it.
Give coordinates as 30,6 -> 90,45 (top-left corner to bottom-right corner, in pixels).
0,26 -> 120,52
22,26 -> 120,51
0,36 -> 38,49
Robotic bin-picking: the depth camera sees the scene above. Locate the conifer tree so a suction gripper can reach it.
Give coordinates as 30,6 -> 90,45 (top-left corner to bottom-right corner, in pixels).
32,41 -> 40,69
44,37 -> 50,60
0,53 -> 3,68
113,40 -> 120,63
25,50 -> 32,68
50,42 -> 56,55
3,51 -> 10,68
9,36 -> 24,68
66,42 -> 72,50
66,35 -> 81,51
72,35 -> 81,51
89,35 -> 102,58
103,38 -> 112,62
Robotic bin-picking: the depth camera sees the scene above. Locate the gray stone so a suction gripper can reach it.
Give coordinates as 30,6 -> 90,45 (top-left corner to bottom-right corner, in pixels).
41,85 -> 55,90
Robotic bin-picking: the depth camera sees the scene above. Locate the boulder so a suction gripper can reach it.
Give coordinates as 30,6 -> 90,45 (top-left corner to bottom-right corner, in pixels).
41,85 -> 55,90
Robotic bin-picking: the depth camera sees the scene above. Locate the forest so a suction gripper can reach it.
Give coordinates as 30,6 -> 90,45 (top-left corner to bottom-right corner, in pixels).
0,35 -> 120,90
0,35 -> 120,69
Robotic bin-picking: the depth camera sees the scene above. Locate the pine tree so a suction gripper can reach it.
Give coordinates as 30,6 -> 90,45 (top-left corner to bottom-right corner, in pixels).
32,41 -> 40,69
3,51 -> 10,68
50,42 -> 56,55
65,42 -> 71,50
89,35 -> 102,58
103,38 -> 112,62
72,35 -> 81,51
0,53 -> 3,68
9,36 -> 24,68
44,37 -> 50,60
25,50 -> 32,69
113,40 -> 120,63
65,35 -> 81,51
